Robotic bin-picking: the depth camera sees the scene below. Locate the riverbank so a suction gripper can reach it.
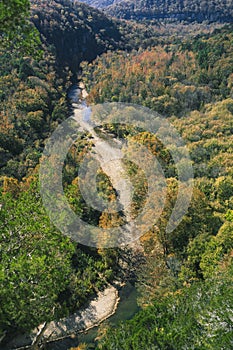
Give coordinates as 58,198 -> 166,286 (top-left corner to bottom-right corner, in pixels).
40,285 -> 119,341
46,282 -> 140,350
4,285 -> 120,349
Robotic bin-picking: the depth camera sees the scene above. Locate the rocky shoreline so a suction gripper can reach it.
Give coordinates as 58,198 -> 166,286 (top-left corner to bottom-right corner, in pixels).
5,285 -> 120,349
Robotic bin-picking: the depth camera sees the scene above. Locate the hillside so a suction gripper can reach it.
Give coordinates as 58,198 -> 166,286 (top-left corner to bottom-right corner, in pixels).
105,0 -> 233,23
1,1 -> 232,349
30,0 -> 124,72
78,0 -> 120,9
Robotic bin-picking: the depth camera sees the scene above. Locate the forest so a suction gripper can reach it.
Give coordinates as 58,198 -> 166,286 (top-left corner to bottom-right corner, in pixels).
0,0 -> 232,349
105,0 -> 233,23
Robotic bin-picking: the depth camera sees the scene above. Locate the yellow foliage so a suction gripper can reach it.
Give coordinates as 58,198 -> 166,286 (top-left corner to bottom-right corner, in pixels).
2,176 -> 20,197
69,344 -> 87,350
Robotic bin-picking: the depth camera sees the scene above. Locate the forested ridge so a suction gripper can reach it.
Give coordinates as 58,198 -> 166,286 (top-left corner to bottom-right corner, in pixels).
0,0 -> 232,349
105,0 -> 233,23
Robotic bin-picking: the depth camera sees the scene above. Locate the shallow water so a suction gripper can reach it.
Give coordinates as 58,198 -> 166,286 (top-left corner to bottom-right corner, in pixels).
45,282 -> 140,350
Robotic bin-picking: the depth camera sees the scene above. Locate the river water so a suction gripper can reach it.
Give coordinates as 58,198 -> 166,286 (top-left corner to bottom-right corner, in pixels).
44,85 -> 141,349
46,282 -> 140,349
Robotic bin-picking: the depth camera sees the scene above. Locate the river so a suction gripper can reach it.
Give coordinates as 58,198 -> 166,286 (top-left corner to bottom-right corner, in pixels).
46,282 -> 140,349
44,84 -> 141,349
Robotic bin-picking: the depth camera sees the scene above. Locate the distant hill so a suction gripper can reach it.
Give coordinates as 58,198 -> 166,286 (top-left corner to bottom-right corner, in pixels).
77,0 -> 121,9
101,0 -> 233,23
30,0 -> 125,72
30,0 -> 167,72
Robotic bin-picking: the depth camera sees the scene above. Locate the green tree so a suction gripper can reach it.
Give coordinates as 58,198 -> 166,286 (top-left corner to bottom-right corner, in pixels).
200,220 -> 233,279
0,0 -> 30,33
0,185 -> 75,337
97,273 -> 233,350
0,0 -> 40,55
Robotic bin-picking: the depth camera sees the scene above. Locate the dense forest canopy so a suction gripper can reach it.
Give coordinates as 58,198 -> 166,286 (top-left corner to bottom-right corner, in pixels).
105,0 -> 233,23
0,0 -> 30,33
0,0 -> 232,349
0,0 -> 40,54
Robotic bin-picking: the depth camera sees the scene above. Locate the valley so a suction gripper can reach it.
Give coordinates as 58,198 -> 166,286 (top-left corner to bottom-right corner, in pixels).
0,1 -> 233,349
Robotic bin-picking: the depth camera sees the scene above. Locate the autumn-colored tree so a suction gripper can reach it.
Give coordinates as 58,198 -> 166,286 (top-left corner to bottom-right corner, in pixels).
2,176 -> 20,197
